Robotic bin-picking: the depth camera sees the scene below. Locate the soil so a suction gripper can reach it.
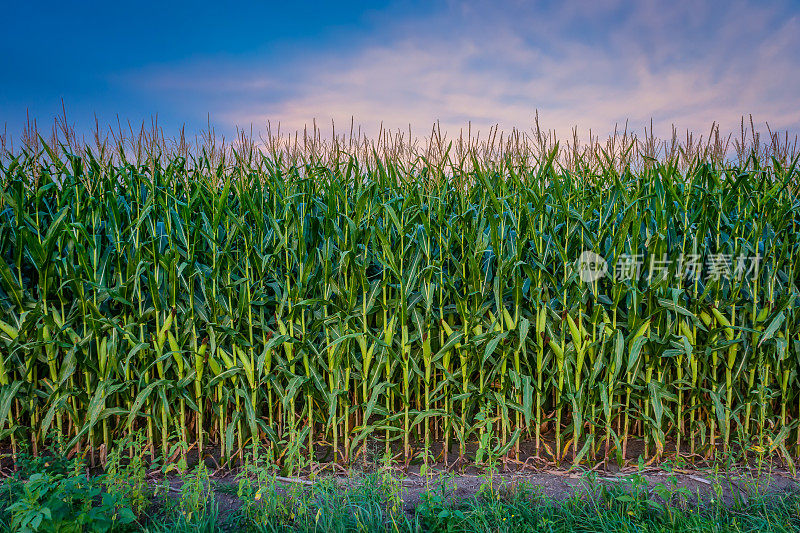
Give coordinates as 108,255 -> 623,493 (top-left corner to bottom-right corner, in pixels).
145,466 -> 798,527
3,436 -> 798,522
147,443 -> 799,522
178,466 -> 798,523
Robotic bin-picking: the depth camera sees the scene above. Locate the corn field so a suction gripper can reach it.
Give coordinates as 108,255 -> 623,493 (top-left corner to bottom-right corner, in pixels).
1,119 -> 799,473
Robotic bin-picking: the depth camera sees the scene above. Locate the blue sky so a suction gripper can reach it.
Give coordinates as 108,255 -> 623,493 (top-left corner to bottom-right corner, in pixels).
3,0 -> 800,143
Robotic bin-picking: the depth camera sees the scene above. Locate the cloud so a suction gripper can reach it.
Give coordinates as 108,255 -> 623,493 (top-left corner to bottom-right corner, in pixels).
121,0 -> 800,141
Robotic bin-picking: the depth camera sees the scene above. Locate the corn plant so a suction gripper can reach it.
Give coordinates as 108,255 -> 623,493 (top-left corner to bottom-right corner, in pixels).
0,121 -> 798,474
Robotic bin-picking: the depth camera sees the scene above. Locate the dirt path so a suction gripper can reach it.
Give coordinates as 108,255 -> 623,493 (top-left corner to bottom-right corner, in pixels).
196,464 -> 799,519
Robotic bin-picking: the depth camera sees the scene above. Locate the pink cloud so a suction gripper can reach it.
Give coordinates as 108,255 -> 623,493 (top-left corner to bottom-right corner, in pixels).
124,0 -> 800,142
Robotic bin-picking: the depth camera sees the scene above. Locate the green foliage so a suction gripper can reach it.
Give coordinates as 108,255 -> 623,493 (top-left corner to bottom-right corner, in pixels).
235,449 -> 292,526
417,475 -> 800,533
104,432 -> 151,517
234,472 -> 412,532
0,130 -> 799,475
176,463 -> 215,525
2,463 -> 136,532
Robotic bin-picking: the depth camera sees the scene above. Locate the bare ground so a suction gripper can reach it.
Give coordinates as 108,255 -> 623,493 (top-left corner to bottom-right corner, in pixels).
4,436 -> 799,519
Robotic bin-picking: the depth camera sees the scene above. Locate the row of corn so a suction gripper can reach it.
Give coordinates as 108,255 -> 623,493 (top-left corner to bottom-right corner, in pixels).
0,141 -> 799,472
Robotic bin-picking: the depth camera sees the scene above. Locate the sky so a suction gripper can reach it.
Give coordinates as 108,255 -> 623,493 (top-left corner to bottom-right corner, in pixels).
2,0 -> 800,144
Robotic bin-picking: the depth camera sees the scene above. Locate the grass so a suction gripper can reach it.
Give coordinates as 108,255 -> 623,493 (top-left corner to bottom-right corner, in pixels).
415,484 -> 800,533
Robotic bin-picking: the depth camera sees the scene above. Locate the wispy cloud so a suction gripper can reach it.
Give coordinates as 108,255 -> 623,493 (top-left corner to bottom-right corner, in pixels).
121,0 -> 800,140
